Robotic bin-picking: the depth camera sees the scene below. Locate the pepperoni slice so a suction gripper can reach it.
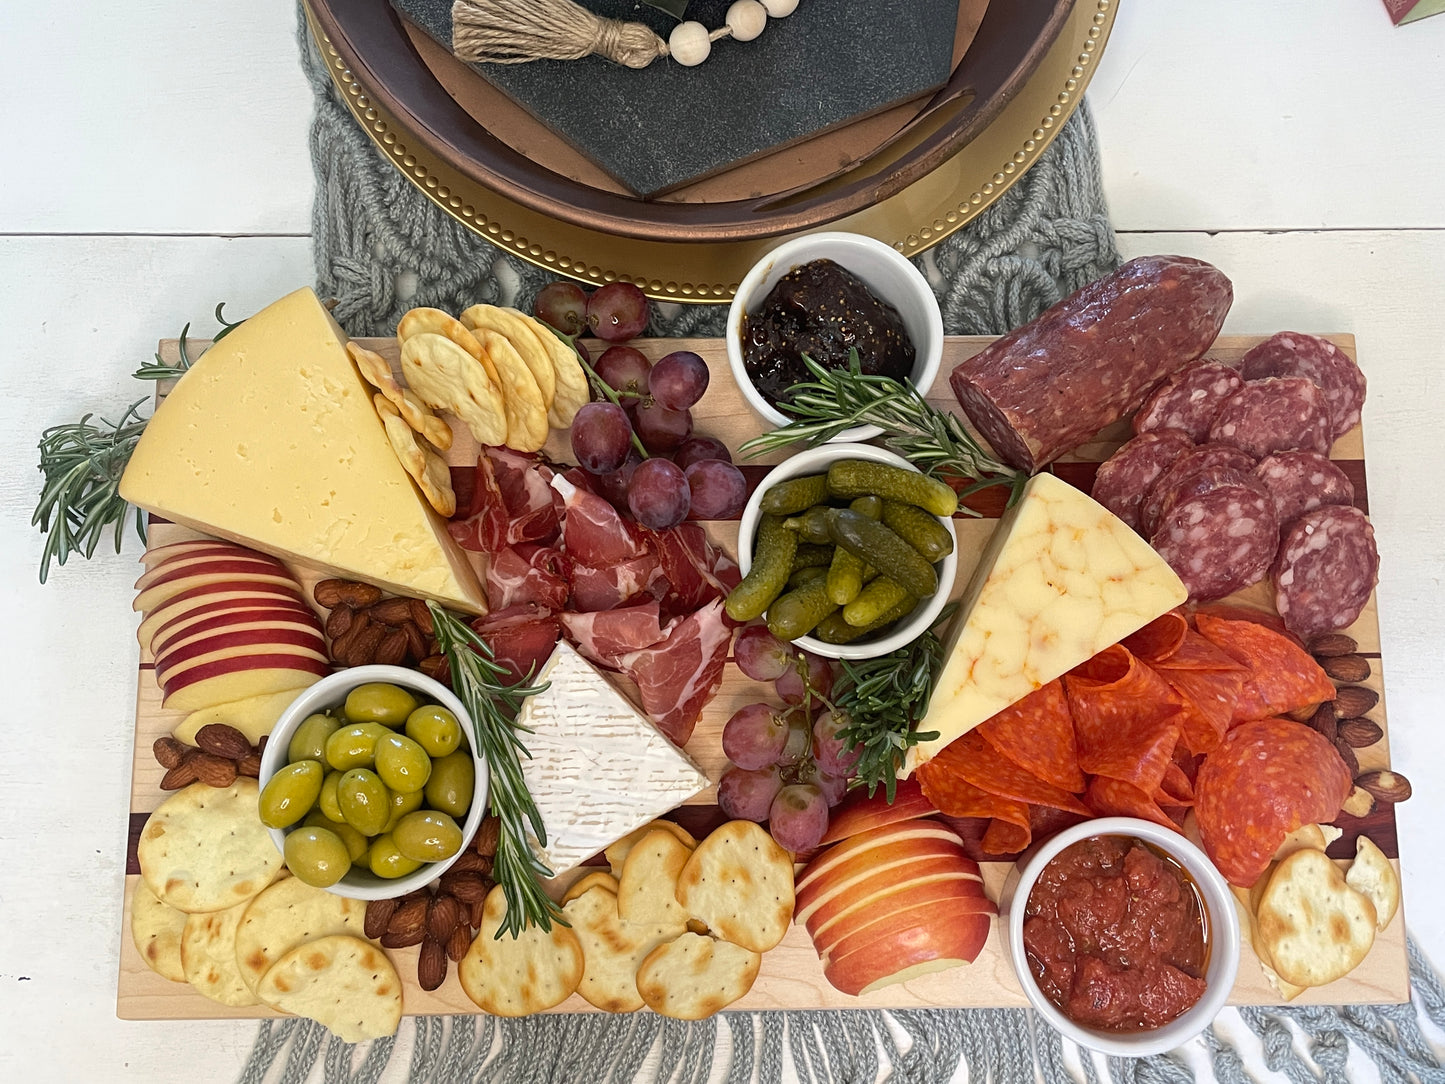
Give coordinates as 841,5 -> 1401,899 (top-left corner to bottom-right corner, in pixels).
1122,611 -> 1189,662
982,818 -> 1032,856
915,769 -> 1030,832
1194,613 -> 1335,725
1194,718 -> 1352,887
1084,777 -> 1178,831
1063,645 -> 1182,793
976,681 -> 1085,794
931,730 -> 1089,814
1143,628 -> 1250,755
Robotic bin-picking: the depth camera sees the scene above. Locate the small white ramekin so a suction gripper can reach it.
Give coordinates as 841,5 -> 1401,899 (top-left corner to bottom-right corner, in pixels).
259,664 -> 490,900
725,231 -> 944,443
1000,817 -> 1240,1058
736,443 -> 957,660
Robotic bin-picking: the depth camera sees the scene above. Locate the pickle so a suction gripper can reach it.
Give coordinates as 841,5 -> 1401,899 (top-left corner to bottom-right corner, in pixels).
827,460 -> 958,519
766,578 -> 839,642
725,514 -> 798,622
843,577 -> 912,627
782,505 -> 835,544
881,500 -> 954,562
814,596 -> 918,643
759,474 -> 830,517
827,496 -> 881,606
827,509 -> 938,599
787,566 -> 828,590
790,543 -> 835,571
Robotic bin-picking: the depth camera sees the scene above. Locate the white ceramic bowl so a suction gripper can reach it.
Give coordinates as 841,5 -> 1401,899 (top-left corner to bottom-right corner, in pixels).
725,231 -> 944,443
1000,817 -> 1240,1058
259,664 -> 490,901
736,443 -> 957,660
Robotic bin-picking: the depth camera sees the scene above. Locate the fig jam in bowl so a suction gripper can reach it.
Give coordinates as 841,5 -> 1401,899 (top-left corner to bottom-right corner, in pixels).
726,232 -> 943,442
1000,817 -> 1239,1057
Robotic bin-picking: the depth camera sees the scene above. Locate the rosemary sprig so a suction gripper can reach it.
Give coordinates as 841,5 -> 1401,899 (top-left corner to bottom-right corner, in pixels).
427,603 -> 564,938
833,603 -> 956,801
133,305 -> 243,382
740,354 -> 1027,512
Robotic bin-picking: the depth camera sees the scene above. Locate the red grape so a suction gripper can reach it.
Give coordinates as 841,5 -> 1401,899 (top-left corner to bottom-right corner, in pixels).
685,460 -> 747,520
776,709 -> 812,766
587,282 -> 649,342
627,458 -> 691,529
674,436 -> 732,471
733,624 -> 795,681
812,709 -> 862,777
816,772 -> 850,807
593,450 -> 641,510
569,402 -> 632,475
649,350 -> 710,410
633,400 -> 693,453
717,765 -> 783,822
768,784 -> 829,851
721,703 -> 789,770
595,345 -> 651,398
776,651 -> 833,705
533,281 -> 588,337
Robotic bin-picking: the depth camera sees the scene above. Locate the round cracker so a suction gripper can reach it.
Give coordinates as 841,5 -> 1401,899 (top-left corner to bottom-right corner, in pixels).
397,307 -> 499,384
234,875 -> 369,996
676,820 -> 794,953
256,934 -> 402,1043
502,309 -> 590,428
460,304 -> 557,408
348,341 -> 453,451
458,885 -> 584,1016
1256,847 -> 1376,987
138,780 -> 284,914
131,882 -> 188,983
561,870 -> 621,905
1346,836 -> 1400,931
563,885 -> 681,1013
616,829 -> 692,931
400,332 -> 508,447
636,932 -> 760,1020
375,394 -> 457,516
182,899 -> 259,1006
474,328 -> 549,452
605,819 -> 697,879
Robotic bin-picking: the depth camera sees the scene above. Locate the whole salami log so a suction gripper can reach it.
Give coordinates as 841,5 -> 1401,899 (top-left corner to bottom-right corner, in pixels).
1273,505 -> 1379,639
1254,450 -> 1355,528
1149,485 -> 1278,600
1132,361 -> 1244,441
949,256 -> 1233,471
1139,443 -> 1257,538
1240,332 -> 1366,441
1090,429 -> 1194,532
1208,376 -> 1333,458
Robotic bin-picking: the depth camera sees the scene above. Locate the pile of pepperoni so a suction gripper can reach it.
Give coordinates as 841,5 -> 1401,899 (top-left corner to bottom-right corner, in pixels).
1092,332 -> 1378,639
915,608 -> 1352,886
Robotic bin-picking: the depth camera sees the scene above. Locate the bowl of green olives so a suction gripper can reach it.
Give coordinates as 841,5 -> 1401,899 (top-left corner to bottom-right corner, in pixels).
257,664 -> 490,900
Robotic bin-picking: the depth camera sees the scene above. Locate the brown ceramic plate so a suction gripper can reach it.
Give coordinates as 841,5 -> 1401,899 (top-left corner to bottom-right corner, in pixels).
308,0 -> 1076,243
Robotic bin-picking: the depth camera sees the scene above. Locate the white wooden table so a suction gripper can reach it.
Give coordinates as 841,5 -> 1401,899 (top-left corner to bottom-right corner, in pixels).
2,2 -> 1443,1080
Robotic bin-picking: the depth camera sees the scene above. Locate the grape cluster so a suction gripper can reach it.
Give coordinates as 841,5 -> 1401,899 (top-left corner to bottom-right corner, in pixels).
717,626 -> 863,852
534,280 -> 747,531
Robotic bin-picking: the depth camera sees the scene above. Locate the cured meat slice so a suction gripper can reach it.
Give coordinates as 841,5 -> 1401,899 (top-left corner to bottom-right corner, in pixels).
1063,645 -> 1182,793
1239,332 -> 1366,441
1208,376 -> 1332,458
1272,505 -> 1379,640
1149,485 -> 1278,601
1153,466 -> 1269,534
471,604 -> 561,685
1128,618 -> 1247,754
552,473 -> 650,568
916,771 -> 1032,850
949,256 -> 1233,472
559,600 -> 664,670
1194,717 -> 1352,887
614,598 -> 733,747
1121,611 -> 1189,661
488,448 -> 563,545
1158,761 -> 1195,807
484,544 -> 569,611
568,555 -> 662,613
647,523 -> 742,616
923,730 -> 1089,814
1139,443 -> 1257,538
1254,451 -> 1355,529
1193,613 -> 1336,724
1090,430 -> 1194,533
1084,777 -> 1178,831
975,680 -> 1085,793
447,453 -> 510,553
1132,361 -> 1244,441
981,818 -> 1032,856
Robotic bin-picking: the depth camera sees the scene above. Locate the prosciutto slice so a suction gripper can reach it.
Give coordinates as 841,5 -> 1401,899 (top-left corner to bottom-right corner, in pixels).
647,523 -> 742,616
568,555 -> 662,613
484,544 -> 570,611
559,600 -> 665,670
488,448 -> 563,545
553,473 -> 650,567
471,604 -> 561,685
447,453 -> 509,552
615,598 -> 733,747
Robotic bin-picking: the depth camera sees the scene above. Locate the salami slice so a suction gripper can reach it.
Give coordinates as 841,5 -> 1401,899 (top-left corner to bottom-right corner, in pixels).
1272,505 -> 1380,640
1208,376 -> 1333,458
1193,613 -> 1336,724
933,730 -> 1089,814
1139,443 -> 1257,538
1063,645 -> 1182,793
1090,430 -> 1195,533
1132,361 -> 1244,441
976,680 -> 1085,793
1254,451 -> 1355,529
1239,332 -> 1366,441
1194,718 -> 1352,887
1153,465 -> 1269,534
1149,485 -> 1278,601
1084,776 -> 1178,831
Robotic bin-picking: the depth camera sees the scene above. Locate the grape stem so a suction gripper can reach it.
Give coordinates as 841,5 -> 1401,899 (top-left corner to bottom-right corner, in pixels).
558,333 -> 651,461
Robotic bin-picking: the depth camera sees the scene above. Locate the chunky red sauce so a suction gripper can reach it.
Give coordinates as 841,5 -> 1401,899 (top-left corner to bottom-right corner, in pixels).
1023,835 -> 1208,1032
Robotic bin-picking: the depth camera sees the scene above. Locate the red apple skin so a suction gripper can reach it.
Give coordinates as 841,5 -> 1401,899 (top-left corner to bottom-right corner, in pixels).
135,554 -> 286,591
154,623 -> 327,673
137,587 -> 309,648
133,572 -> 300,614
151,607 -> 320,656
148,600 -> 313,649
159,652 -> 331,698
821,912 -> 994,996
819,778 -> 936,846
141,540 -> 261,569
801,863 -> 988,934
798,821 -> 975,892
815,883 -> 998,961
796,839 -> 979,917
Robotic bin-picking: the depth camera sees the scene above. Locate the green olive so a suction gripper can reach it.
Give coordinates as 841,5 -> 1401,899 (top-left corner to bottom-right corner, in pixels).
367,833 -> 424,879
344,682 -> 419,727
303,809 -> 369,862
405,704 -> 462,758
381,787 -> 425,834
393,810 -> 464,863
337,768 -> 391,836
258,760 -> 324,829
424,751 -> 476,819
374,733 -> 432,794
323,722 -> 390,772
283,825 -> 351,887
318,770 -> 344,822
287,712 -> 341,764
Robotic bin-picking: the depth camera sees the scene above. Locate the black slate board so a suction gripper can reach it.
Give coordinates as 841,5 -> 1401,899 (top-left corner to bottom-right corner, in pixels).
394,0 -> 959,197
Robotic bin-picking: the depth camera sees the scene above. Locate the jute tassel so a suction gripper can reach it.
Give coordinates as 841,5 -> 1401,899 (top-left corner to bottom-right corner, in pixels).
450,0 -> 669,67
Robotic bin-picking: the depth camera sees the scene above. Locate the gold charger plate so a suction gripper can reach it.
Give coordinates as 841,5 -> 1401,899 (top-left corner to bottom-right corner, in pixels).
304,0 -> 1117,301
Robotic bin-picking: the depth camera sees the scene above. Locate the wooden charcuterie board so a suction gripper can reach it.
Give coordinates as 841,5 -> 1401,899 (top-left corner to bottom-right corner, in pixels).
116,333 -> 1408,1021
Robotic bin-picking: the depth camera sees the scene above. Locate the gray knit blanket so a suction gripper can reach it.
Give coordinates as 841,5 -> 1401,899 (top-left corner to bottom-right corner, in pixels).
235,7 -> 1445,1081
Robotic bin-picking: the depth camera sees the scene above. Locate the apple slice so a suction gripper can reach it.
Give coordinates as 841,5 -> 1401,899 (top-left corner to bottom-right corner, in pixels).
172,689 -> 306,746
160,654 -> 329,712
799,856 -> 985,931
797,838 -> 977,915
819,890 -> 997,965
798,822 -> 967,887
135,552 -> 286,592
797,825 -> 978,900
138,586 -> 309,649
154,621 -> 327,672
134,570 -> 301,615
141,539 -> 265,569
147,599 -> 315,652
156,633 -> 328,685
822,912 -> 994,996
819,778 -> 936,846
808,872 -> 989,944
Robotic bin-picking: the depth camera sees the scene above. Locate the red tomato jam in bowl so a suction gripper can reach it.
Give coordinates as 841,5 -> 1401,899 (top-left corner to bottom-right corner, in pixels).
1022,834 -> 1209,1032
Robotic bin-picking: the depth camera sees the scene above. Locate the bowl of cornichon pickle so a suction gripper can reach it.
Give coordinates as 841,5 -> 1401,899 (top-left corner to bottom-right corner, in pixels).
728,444 -> 958,660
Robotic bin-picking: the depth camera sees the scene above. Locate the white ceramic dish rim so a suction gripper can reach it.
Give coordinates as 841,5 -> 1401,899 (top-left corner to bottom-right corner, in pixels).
258,664 -> 491,901
736,443 -> 958,660
1004,816 -> 1241,1058
724,231 -> 945,444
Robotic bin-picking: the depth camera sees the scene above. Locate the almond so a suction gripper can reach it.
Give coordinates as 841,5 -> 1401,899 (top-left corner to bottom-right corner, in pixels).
1334,739 -> 1359,777
1309,632 -> 1358,657
418,937 -> 448,991
440,870 -> 490,905
236,753 -> 262,778
315,579 -> 382,609
1334,685 -> 1380,719
1322,654 -> 1371,683
1337,717 -> 1384,749
380,927 -> 426,950
446,922 -> 473,962
153,736 -> 188,770
375,627 -> 410,666
369,597 -> 416,627
332,617 -> 385,668
160,756 -> 202,791
468,899 -> 485,929
1341,785 -> 1376,818
448,851 -> 488,875
403,621 -> 428,662
1284,704 -> 1319,723
418,654 -> 449,682
325,605 -> 355,639
409,599 -> 436,636
365,898 -> 398,940
1356,770 -> 1412,804
428,894 -> 462,941
473,815 -> 501,858
193,752 -> 239,789
1308,702 -> 1338,744
194,723 -> 252,761
387,896 -> 429,941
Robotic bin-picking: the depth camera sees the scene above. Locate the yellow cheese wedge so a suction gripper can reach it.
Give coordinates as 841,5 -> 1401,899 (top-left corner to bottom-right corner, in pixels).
904,472 -> 1187,775
119,289 -> 486,614
173,688 -> 307,746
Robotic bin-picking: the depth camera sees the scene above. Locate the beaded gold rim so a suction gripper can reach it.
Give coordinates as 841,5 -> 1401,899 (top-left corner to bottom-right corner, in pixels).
305,0 -> 1115,302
